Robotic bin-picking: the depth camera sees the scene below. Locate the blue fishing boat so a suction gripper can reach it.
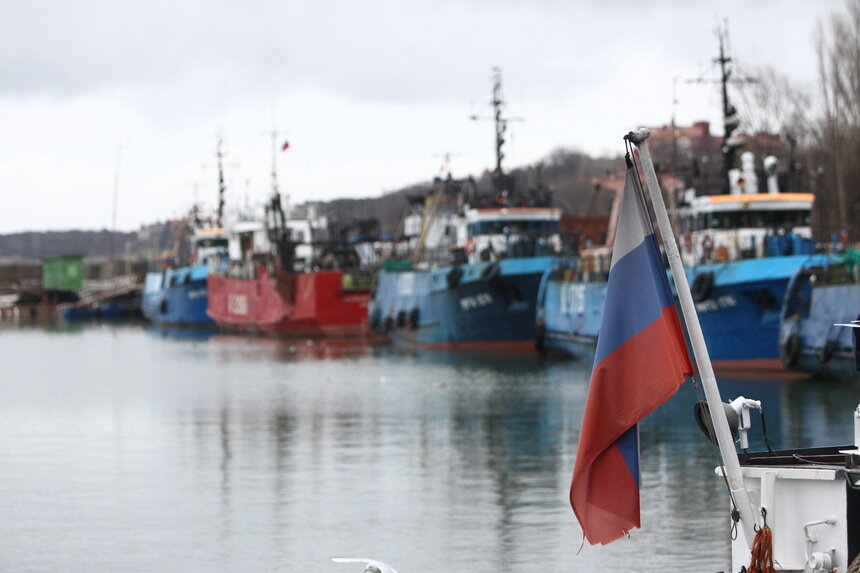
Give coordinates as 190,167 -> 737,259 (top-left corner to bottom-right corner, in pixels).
537,171 -> 816,368
533,170 -> 623,358
369,69 -> 561,351
368,174 -> 561,350
679,236 -> 814,369
536,30 -> 819,370
779,250 -> 860,378
142,139 -> 231,327
141,226 -> 228,326
534,255 -> 606,358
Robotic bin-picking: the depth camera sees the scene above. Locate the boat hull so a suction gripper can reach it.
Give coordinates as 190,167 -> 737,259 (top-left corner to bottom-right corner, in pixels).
57,303 -> 97,322
537,255 -> 813,369
141,266 -> 213,326
369,257 -> 554,351
537,269 -> 605,361
685,256 -> 812,366
780,275 -> 860,379
206,269 -> 373,337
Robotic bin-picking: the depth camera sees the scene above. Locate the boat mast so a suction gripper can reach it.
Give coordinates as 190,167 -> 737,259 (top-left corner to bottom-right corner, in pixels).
688,23 -> 755,194
216,136 -> 226,227
108,143 -> 122,278
471,67 -> 522,196
267,128 -> 287,236
492,67 -> 506,182
269,129 -> 280,199
716,25 -> 741,193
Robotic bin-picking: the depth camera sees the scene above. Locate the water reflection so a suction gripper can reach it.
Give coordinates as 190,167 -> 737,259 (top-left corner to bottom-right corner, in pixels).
1,325 -> 858,571
144,324 -> 219,342
210,334 -> 378,361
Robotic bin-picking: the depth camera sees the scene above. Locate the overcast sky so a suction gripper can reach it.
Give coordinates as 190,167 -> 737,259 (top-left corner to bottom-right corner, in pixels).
0,0 -> 846,233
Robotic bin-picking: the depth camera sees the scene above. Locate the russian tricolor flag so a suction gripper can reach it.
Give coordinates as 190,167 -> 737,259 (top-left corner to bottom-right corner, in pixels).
570,167 -> 693,545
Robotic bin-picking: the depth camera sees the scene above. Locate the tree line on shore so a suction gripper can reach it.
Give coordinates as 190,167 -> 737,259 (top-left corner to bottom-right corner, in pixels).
0,148 -> 621,261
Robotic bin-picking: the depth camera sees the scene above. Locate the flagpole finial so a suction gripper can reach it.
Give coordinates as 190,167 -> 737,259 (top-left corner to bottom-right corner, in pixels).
625,129 -> 651,144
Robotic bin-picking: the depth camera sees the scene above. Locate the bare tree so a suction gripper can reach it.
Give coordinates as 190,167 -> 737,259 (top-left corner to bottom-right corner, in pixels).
734,65 -> 813,146
814,0 -> 860,241
731,65 -> 813,195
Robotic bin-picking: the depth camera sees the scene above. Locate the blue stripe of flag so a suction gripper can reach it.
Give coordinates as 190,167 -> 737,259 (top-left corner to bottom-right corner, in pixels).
594,233 -> 673,365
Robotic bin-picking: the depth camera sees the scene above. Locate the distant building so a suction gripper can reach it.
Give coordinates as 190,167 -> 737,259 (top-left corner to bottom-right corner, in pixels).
645,121 -> 725,196
645,121 -> 791,196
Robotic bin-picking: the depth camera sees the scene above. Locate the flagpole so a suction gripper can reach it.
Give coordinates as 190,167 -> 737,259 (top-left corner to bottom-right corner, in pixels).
627,128 -> 758,548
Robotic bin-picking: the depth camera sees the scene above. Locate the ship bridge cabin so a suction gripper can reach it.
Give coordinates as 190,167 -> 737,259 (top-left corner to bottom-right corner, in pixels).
676,151 -> 815,266
677,193 -> 814,266
189,227 -> 228,267
465,207 -> 562,264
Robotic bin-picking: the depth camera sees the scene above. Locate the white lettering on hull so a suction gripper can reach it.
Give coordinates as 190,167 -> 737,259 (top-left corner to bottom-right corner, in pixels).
459,292 -> 493,310
695,294 -> 737,312
227,294 -> 249,316
560,284 -> 586,315
187,289 -> 207,300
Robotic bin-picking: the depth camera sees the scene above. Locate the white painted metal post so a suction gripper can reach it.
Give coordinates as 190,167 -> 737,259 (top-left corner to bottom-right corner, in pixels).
628,128 -> 758,547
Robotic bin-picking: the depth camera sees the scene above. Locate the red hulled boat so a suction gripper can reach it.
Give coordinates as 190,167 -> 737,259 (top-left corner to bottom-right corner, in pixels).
206,197 -> 376,338
207,267 -> 372,337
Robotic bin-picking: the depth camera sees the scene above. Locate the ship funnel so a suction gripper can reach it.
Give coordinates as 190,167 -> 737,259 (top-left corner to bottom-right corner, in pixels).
740,151 -> 758,194
764,156 -> 780,194
729,168 -> 742,195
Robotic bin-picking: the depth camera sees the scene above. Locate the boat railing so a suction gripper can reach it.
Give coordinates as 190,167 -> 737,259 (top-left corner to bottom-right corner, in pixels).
217,258 -> 275,280
77,274 -> 140,304
816,258 -> 860,286
340,269 -> 375,290
468,230 -> 560,263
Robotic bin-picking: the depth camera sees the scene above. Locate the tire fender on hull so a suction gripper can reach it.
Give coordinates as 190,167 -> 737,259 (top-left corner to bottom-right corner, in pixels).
534,320 -> 546,355
481,262 -> 500,282
820,338 -> 836,364
447,267 -> 463,289
780,332 -> 801,368
691,272 -> 714,303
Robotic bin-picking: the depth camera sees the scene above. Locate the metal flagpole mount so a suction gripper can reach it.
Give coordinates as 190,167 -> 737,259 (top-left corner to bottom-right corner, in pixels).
624,128 -> 650,144
629,131 -> 759,549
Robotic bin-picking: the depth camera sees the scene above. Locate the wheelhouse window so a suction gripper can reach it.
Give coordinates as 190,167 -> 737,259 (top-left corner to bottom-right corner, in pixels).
467,220 -> 559,237
194,238 -> 228,249
681,209 -> 810,232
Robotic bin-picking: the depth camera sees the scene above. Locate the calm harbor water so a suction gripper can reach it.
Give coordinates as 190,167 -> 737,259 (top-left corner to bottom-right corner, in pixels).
1,322 -> 859,572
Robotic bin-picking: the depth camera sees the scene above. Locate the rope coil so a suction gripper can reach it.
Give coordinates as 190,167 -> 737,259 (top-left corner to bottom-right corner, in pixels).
747,509 -> 776,573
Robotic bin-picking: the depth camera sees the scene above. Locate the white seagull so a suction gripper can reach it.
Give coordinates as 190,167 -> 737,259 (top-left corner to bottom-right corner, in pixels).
331,557 -> 399,573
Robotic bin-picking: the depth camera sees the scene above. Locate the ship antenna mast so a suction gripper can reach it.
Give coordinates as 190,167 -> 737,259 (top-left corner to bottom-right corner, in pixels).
201,134 -> 237,226
716,24 -> 740,190
216,136 -> 226,227
687,21 -> 756,193
492,67 -> 506,177
261,119 -> 289,241
471,67 -> 523,194
269,129 -> 280,197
